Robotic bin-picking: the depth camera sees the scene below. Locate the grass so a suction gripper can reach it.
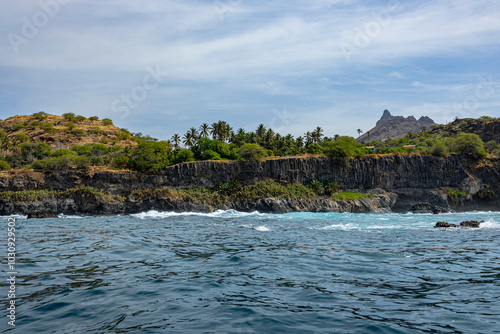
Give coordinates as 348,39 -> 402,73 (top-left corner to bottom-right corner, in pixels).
331,192 -> 375,200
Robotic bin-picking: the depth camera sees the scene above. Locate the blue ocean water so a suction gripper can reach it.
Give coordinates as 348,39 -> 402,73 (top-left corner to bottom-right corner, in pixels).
2,211 -> 500,333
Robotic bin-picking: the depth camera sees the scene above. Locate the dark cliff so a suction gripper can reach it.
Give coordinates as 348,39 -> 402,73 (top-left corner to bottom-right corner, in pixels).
1,155 -> 499,215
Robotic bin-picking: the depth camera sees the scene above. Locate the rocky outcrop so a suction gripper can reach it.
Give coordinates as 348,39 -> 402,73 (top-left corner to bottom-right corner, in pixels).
358,110 -> 437,142
0,189 -> 397,216
434,220 -> 483,228
0,155 -> 499,215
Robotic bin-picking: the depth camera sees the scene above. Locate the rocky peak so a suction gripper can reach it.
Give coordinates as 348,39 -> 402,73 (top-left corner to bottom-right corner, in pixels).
376,109 -> 395,126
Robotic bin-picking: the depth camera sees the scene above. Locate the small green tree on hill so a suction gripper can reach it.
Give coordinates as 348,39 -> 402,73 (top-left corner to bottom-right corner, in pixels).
451,133 -> 487,160
239,143 -> 266,161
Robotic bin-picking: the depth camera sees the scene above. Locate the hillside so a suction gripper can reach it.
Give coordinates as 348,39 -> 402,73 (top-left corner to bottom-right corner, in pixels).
0,113 -> 136,149
428,116 -> 500,143
357,110 -> 437,143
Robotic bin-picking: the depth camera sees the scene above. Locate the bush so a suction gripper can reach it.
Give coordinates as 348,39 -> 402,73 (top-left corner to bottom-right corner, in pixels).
451,133 -> 487,160
0,161 -> 12,171
89,116 -> 99,121
89,127 -> 104,135
66,122 -> 76,130
102,118 -> 113,126
32,111 -> 48,121
323,136 -> 357,161
13,124 -> 25,130
115,132 -> 130,140
129,141 -> 170,172
62,113 -> 76,121
201,149 -> 222,161
15,134 -> 29,143
74,115 -> 86,122
42,123 -> 58,133
447,190 -> 466,200
71,129 -> 85,137
172,149 -> 195,164
306,143 -> 323,155
239,143 -> 267,161
430,141 -> 447,156
112,155 -> 130,169
332,192 -> 375,200
73,156 -> 92,169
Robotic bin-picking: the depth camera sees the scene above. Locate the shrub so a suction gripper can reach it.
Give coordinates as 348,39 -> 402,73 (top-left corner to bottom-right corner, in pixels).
13,124 -> 25,130
332,192 -> 375,200
129,141 -> 170,172
66,122 -> 76,130
112,155 -> 130,169
73,156 -> 92,169
71,129 -> 85,137
447,190 -> 466,200
15,134 -> 29,143
32,111 -> 48,121
239,143 -> 267,161
430,141 -> 447,156
89,116 -> 99,121
62,113 -> 76,121
42,123 -> 58,133
323,136 -> 357,161
172,149 -> 195,164
306,143 -> 324,154
451,133 -> 487,160
115,132 -> 130,140
0,161 -> 12,171
89,127 -> 104,135
201,149 -> 222,161
74,115 -> 86,122
102,118 -> 113,126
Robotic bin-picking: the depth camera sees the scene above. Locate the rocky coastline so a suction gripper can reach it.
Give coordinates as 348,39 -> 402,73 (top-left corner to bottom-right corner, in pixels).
0,155 -> 498,216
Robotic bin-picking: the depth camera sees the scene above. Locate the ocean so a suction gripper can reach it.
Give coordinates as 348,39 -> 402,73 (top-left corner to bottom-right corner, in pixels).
2,211 -> 500,333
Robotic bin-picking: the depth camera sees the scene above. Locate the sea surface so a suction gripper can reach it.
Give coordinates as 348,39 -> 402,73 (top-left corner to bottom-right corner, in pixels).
2,211 -> 500,333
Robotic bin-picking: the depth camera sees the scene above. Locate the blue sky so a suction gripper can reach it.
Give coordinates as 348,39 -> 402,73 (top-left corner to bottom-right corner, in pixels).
1,0 -> 499,140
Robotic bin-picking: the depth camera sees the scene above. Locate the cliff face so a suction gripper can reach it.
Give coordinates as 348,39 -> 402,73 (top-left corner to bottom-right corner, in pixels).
0,155 -> 498,215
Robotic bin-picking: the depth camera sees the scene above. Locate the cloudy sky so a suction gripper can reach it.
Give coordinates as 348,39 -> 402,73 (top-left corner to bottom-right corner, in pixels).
1,0 -> 499,140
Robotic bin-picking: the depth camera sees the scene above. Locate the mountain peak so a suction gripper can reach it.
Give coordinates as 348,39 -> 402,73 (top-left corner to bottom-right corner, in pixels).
376,109 -> 395,126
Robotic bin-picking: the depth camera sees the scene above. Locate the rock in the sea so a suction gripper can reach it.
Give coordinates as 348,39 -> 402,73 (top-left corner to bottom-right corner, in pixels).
459,220 -> 482,228
434,221 -> 458,228
410,202 -> 449,214
434,220 -> 483,228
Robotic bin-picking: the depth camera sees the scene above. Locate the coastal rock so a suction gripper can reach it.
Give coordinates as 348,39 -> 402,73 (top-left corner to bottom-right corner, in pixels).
27,213 -> 60,219
434,220 -> 483,228
0,155 -> 499,215
410,202 -> 449,214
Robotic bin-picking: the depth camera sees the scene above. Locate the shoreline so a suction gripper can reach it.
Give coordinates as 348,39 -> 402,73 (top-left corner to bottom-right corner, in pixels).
1,155 -> 499,216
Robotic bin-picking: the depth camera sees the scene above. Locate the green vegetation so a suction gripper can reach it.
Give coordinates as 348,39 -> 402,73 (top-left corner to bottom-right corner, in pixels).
0,114 -> 498,173
331,192 -> 375,200
447,190 -> 466,200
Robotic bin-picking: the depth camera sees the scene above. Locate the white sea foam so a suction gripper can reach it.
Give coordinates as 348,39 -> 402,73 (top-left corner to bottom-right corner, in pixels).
131,209 -> 267,220
479,219 -> 499,229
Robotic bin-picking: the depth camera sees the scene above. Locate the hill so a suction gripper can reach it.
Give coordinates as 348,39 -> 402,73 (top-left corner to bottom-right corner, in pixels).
428,116 -> 500,144
357,110 -> 437,143
0,113 -> 136,149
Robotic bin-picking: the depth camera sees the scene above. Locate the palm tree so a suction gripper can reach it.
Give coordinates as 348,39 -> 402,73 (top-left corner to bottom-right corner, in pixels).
256,124 -> 266,138
313,126 -> 324,143
210,122 -> 219,140
357,129 -> 363,136
171,134 -> 180,149
183,132 -> 194,148
199,123 -> 209,137
188,127 -> 198,141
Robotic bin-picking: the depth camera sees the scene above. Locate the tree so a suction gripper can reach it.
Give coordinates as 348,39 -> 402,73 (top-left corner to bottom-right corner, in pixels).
323,136 -> 357,161
183,132 -> 194,148
451,133 -> 487,160
102,118 -> 113,126
239,143 -> 267,161
199,123 -> 210,137
171,134 -> 180,149
357,129 -> 363,136
129,141 -> 170,172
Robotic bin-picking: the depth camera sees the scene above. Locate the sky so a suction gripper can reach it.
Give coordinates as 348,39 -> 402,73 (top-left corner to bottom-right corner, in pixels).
1,0 -> 499,140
